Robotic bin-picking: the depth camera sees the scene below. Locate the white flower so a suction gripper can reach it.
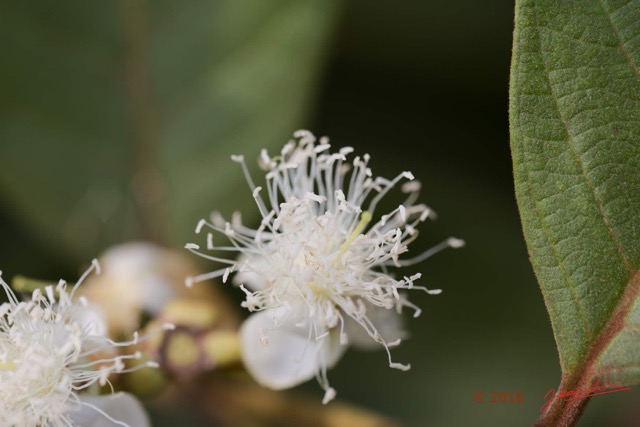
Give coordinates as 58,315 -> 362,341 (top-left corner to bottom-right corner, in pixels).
78,242 -> 212,337
0,260 -> 167,427
187,130 -> 464,403
70,393 -> 151,427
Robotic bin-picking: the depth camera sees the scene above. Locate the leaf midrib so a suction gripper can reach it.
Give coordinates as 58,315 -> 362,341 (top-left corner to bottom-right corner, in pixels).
535,13 -> 633,279
551,270 -> 640,415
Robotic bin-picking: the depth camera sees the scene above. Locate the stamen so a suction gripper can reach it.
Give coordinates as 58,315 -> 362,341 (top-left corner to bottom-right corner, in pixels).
393,237 -> 463,267
322,387 -> 336,405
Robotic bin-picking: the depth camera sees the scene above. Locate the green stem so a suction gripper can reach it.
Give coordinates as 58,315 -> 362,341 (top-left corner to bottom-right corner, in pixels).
11,276 -> 57,293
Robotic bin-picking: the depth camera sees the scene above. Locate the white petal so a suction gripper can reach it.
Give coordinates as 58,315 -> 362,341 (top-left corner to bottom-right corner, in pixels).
100,242 -> 178,314
72,393 -> 151,427
240,309 -> 345,390
345,305 -> 406,350
72,302 -> 109,337
232,254 -> 269,291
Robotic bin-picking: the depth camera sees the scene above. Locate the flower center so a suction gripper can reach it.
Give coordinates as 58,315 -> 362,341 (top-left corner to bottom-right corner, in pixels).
0,361 -> 16,370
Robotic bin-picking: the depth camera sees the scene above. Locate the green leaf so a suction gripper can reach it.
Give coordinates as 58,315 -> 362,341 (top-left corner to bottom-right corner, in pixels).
0,0 -> 340,260
510,0 -> 640,424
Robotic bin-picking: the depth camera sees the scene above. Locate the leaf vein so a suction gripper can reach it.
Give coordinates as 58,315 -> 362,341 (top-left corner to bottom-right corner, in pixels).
599,0 -> 640,80
536,23 -> 634,275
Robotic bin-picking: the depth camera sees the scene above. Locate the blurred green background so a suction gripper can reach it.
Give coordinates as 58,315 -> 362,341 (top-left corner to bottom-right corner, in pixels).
0,0 -> 638,426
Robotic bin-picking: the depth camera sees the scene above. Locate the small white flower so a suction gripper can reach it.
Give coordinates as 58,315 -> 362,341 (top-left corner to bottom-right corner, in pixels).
0,260 -> 166,427
79,242 -> 211,337
70,393 -> 151,427
187,130 -> 463,403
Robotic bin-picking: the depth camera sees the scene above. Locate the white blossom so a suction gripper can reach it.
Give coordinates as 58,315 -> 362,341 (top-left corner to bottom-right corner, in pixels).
79,242 -> 208,337
187,130 -> 464,403
70,393 -> 151,427
0,260 -> 168,426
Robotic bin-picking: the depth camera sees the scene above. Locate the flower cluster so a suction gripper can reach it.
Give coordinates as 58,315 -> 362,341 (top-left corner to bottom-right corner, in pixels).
0,260 -> 168,427
187,130 -> 463,403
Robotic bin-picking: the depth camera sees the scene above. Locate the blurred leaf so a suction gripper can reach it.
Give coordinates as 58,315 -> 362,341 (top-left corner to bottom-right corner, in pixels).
0,0 -> 340,260
510,0 -> 640,424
